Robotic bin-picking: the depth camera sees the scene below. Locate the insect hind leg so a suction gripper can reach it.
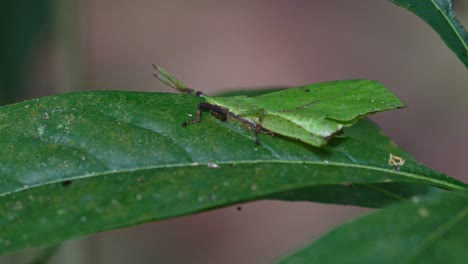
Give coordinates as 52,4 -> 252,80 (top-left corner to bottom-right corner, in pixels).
252,113 -> 276,145
253,113 -> 266,145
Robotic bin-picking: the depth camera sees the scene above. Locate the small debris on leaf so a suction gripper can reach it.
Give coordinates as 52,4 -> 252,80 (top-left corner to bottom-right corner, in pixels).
207,162 -> 219,168
61,180 -> 73,186
388,153 -> 405,166
418,207 -> 429,217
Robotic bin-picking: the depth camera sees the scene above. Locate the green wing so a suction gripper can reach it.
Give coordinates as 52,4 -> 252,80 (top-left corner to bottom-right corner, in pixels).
208,80 -> 404,146
255,80 -> 403,135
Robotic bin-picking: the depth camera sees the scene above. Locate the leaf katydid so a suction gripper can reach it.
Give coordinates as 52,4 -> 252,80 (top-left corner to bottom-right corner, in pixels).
153,66 -> 405,147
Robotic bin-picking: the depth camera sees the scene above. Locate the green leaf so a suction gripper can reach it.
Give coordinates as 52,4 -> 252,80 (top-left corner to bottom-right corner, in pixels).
389,0 -> 468,68
280,189 -> 468,264
0,91 -> 465,254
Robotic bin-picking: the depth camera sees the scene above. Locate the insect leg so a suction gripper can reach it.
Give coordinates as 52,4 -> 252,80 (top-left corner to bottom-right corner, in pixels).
182,103 -> 228,127
253,113 -> 265,145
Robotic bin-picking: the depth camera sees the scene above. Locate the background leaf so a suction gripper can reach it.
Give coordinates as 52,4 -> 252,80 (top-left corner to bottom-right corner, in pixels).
280,189 -> 468,264
0,0 -> 52,105
0,91 -> 465,254
389,0 -> 468,68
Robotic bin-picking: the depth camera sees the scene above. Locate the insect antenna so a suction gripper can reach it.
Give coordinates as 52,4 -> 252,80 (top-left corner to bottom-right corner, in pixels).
152,65 -> 204,96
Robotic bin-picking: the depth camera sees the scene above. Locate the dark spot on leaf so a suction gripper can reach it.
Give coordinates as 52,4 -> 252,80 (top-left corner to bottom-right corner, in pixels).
62,180 -> 72,186
304,89 -> 310,92
137,177 -> 144,183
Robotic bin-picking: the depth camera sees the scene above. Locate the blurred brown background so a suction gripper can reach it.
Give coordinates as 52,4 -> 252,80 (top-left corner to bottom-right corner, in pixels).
1,0 -> 467,263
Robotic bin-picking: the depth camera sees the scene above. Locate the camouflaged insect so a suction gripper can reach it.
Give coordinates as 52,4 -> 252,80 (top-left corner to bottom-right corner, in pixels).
154,66 -> 404,147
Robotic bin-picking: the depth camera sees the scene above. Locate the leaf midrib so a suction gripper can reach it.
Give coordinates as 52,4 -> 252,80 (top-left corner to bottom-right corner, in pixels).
1,160 -> 464,198
430,0 -> 468,53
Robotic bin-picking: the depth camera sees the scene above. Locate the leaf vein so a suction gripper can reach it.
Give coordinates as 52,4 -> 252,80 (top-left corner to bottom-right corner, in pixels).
429,0 -> 468,53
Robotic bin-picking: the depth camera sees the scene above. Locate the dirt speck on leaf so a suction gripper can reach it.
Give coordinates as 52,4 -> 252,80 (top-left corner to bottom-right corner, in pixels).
418,207 -> 429,218
388,153 -> 405,166
207,162 -> 219,168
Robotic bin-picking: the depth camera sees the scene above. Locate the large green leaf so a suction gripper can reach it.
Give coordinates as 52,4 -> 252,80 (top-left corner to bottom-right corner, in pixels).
0,91 -> 465,254
389,0 -> 468,68
281,189 -> 468,263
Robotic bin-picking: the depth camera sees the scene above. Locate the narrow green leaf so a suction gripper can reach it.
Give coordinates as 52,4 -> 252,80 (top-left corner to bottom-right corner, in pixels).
280,189 -> 468,264
0,91 -> 465,254
389,0 -> 468,68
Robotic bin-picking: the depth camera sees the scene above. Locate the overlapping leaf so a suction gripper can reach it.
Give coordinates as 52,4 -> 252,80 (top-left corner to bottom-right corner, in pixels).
281,189 -> 468,263
390,0 -> 468,68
